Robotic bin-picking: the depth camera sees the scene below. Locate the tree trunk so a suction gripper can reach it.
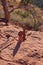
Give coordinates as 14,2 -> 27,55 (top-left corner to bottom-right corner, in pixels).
1,0 -> 10,25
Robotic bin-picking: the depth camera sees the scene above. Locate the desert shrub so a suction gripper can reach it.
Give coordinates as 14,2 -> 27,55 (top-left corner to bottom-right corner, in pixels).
20,0 -> 32,5
10,9 -> 35,29
10,8 -> 43,31
34,21 -> 40,31
15,10 -> 29,18
20,0 -> 29,5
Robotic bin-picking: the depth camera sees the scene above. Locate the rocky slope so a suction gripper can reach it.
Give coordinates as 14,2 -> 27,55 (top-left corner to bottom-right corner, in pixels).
0,24 -> 43,65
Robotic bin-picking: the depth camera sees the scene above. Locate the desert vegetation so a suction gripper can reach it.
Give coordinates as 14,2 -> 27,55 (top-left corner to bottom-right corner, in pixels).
0,0 -> 43,31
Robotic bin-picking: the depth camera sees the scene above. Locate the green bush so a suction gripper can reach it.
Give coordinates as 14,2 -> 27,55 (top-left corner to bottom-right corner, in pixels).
15,10 -> 29,18
10,9 -> 43,31
20,0 -> 30,5
20,0 -> 34,5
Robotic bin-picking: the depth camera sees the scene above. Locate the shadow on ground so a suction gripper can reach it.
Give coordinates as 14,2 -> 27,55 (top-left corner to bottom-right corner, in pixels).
13,41 -> 22,56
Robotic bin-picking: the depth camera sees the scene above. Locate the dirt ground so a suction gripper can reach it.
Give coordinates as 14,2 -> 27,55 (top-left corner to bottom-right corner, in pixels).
0,24 -> 43,65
